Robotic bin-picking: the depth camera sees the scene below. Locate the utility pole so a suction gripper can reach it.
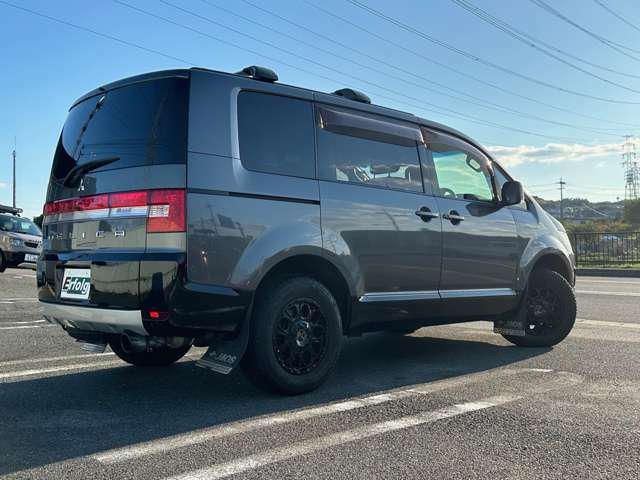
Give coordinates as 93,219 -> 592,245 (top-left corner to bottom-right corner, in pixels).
558,177 -> 567,219
12,137 -> 16,208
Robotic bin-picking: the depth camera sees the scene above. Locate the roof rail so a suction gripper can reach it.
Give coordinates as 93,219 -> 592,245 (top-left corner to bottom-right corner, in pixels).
236,65 -> 278,83
0,204 -> 22,215
333,88 -> 371,104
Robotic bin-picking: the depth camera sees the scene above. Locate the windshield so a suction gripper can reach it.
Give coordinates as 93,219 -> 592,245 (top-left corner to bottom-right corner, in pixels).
0,215 -> 42,236
51,77 -> 189,181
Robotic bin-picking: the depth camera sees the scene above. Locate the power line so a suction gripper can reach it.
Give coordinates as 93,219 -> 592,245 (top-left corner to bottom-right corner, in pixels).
593,0 -> 640,35
306,1 -> 640,129
0,0 -> 193,65
199,0 -> 622,138
530,0 -> 640,59
345,0 -> 640,104
451,0 -> 640,83
114,0 -> 589,143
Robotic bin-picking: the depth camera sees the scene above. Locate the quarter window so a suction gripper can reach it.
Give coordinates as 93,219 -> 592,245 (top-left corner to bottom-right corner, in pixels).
316,106 -> 423,193
430,144 -> 494,201
237,91 -> 315,178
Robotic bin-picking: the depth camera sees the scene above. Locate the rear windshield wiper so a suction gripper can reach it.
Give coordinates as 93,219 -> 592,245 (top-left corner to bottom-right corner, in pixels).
62,157 -> 119,188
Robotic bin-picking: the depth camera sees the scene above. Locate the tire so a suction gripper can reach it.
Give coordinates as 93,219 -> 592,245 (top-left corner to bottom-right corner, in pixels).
108,337 -> 191,366
502,268 -> 576,347
243,276 -> 343,395
0,251 -> 5,273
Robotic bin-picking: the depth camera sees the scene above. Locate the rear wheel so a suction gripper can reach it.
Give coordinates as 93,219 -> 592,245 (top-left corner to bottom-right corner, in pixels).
0,251 -> 5,272
502,268 -> 576,347
243,276 -> 343,394
108,337 -> 191,366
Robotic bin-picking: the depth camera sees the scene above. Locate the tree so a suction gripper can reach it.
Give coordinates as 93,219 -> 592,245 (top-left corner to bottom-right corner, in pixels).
32,214 -> 43,229
623,199 -> 640,226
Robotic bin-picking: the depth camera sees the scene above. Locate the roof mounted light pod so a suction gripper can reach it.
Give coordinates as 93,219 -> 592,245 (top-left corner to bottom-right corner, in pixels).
0,204 -> 22,215
237,65 -> 278,83
333,88 -> 371,104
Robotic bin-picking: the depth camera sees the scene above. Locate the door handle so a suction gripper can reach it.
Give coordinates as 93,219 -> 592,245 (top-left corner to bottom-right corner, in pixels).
443,210 -> 465,223
415,207 -> 439,221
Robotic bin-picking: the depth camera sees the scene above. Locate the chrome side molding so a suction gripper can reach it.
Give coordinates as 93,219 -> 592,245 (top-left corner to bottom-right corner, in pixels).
358,288 -> 516,302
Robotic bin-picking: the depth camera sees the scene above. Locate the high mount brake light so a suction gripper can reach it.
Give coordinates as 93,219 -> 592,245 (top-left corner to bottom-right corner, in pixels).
43,189 -> 186,233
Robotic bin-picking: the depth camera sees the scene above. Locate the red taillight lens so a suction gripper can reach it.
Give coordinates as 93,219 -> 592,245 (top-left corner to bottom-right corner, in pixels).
147,189 -> 185,233
109,191 -> 148,208
75,194 -> 108,211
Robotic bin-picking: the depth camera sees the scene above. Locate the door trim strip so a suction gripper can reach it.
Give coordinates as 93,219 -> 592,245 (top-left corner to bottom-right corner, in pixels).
439,288 -> 516,299
358,291 -> 440,303
358,288 -> 516,303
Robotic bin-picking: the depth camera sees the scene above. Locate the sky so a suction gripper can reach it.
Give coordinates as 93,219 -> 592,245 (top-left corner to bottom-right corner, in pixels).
1,0 -> 640,218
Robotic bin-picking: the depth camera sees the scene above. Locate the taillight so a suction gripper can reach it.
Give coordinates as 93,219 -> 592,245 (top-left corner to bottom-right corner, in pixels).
147,189 -> 185,233
43,189 -> 186,233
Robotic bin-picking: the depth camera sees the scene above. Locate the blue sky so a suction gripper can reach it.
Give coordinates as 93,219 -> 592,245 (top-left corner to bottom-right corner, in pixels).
1,0 -> 639,218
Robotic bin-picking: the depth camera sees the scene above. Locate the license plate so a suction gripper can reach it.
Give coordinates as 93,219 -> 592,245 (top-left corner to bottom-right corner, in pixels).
24,254 -> 38,263
60,269 -> 91,300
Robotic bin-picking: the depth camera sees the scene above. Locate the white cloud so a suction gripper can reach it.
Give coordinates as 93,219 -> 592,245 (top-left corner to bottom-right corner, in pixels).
485,140 -> 634,167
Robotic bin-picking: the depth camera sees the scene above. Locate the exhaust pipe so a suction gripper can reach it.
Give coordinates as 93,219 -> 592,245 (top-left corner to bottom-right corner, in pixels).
120,333 -> 191,353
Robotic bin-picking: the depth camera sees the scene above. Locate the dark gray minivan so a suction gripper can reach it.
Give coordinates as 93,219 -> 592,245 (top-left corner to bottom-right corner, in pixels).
39,66 -> 576,394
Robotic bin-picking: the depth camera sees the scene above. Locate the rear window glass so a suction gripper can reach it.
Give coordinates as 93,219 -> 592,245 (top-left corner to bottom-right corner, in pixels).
51,77 -> 189,180
237,91 -> 315,178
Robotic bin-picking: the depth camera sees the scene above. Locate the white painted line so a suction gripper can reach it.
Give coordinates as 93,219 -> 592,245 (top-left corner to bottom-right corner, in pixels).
165,395 -> 520,480
577,279 -> 640,285
0,324 -> 55,330
576,290 -> 640,297
0,361 -> 120,380
0,352 -> 115,367
94,367 -> 532,465
2,319 -> 46,326
576,318 -> 640,330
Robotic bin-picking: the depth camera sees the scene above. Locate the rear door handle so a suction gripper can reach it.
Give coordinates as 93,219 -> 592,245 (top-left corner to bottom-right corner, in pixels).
415,207 -> 439,221
443,210 -> 465,223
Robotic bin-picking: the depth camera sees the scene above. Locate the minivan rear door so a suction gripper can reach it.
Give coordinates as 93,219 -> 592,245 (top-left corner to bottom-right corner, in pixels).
316,105 -> 443,328
39,73 -> 189,309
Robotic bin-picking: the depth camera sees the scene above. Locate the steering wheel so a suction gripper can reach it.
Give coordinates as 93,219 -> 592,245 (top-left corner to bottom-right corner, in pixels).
440,187 -> 456,198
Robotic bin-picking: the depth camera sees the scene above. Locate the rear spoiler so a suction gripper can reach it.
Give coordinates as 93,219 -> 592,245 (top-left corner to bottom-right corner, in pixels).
0,204 -> 22,216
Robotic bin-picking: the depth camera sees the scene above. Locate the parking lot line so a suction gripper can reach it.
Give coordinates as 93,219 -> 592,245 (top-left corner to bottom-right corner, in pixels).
164,395 -> 520,480
93,367 -> 531,465
0,361 -> 121,380
0,324 -> 54,330
575,290 -> 640,297
577,319 -> 640,330
0,352 -> 115,368
2,319 -> 46,326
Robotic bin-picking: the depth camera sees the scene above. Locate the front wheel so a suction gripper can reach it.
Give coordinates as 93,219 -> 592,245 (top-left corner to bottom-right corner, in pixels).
243,276 -> 343,395
502,268 -> 576,347
108,337 -> 191,366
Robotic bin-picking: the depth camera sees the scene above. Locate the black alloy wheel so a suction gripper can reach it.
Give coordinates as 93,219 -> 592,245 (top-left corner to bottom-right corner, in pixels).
273,299 -> 328,375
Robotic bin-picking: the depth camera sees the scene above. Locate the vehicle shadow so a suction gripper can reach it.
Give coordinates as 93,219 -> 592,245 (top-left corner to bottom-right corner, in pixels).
0,330 -> 548,474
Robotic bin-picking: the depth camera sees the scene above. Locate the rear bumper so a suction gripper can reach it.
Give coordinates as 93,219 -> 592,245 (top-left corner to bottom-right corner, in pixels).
41,302 -> 147,336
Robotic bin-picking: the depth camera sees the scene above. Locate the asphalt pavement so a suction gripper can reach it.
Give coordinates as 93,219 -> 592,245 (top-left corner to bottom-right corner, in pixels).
1,268 -> 639,479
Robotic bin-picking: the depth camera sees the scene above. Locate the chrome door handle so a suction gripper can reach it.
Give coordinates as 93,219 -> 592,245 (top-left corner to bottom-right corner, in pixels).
415,207 -> 439,221
443,210 -> 465,223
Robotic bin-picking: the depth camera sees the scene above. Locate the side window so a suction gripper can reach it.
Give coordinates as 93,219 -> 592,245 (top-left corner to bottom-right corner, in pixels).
316,106 -> 423,193
430,143 -> 494,201
237,91 -> 315,178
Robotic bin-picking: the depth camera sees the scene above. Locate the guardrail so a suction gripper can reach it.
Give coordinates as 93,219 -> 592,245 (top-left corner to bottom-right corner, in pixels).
572,232 -> 640,267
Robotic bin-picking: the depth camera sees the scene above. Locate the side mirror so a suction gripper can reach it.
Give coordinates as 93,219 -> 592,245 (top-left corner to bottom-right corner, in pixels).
501,181 -> 524,206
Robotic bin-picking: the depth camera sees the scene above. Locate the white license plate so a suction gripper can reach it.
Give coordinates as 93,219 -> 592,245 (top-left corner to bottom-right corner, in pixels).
24,254 -> 38,263
60,269 -> 91,300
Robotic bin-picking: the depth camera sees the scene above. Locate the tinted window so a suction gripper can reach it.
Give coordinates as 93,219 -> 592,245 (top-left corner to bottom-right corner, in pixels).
51,77 -> 189,180
430,144 -> 494,201
238,92 -> 315,178
316,107 -> 423,192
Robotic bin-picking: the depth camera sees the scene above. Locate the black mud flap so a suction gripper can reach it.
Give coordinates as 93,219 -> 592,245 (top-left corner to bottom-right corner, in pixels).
493,288 -> 527,337
196,315 -> 250,375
